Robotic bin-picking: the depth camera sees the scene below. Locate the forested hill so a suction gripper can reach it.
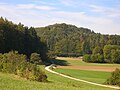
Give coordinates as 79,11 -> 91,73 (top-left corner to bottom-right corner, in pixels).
35,23 -> 120,58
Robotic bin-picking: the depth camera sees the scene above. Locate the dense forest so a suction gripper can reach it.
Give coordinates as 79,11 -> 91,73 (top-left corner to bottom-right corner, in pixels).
36,23 -> 120,63
0,17 -> 48,81
0,17 -> 47,61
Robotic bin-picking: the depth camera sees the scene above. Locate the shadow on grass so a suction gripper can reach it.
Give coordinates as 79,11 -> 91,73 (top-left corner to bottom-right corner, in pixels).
50,59 -> 70,66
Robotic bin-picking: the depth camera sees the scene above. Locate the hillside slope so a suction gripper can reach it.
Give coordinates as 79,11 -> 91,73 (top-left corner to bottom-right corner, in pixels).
35,23 -> 120,57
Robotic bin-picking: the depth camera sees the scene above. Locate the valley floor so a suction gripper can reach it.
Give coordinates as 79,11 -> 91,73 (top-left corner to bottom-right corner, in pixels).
0,67 -> 115,90
0,57 -> 120,90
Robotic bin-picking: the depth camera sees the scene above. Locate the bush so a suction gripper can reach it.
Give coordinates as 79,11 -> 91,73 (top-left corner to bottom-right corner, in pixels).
16,62 -> 47,82
0,51 -> 47,82
30,53 -> 42,65
105,68 -> 120,87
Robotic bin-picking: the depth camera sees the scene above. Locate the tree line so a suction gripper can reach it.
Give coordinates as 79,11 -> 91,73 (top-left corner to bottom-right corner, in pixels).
83,45 -> 120,63
0,17 -> 47,61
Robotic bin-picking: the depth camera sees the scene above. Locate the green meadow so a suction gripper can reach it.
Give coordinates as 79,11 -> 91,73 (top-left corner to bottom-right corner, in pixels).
56,57 -> 120,67
55,68 -> 111,84
0,70 -> 114,90
0,57 -> 119,90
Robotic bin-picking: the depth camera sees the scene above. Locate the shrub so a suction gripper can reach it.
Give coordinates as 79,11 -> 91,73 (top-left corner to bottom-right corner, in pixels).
105,68 -> 120,87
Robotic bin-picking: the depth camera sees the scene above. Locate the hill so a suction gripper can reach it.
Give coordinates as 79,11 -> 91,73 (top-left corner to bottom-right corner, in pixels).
35,23 -> 120,58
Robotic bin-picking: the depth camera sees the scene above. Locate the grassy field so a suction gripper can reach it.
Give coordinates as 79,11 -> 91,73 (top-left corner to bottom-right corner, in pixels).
0,57 -> 119,90
54,57 -> 119,84
0,67 -> 115,90
56,57 -> 120,67
54,68 -> 111,84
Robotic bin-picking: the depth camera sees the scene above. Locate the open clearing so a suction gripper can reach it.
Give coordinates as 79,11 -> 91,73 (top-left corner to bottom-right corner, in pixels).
56,57 -> 120,72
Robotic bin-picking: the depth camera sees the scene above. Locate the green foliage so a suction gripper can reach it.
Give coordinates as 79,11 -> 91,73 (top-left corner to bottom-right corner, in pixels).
91,54 -> 104,63
93,46 -> 103,55
83,45 -> 120,63
105,68 -> 120,87
0,17 -> 47,61
83,54 -> 91,62
0,51 -> 47,82
35,23 -> 94,57
111,50 -> 120,63
103,45 -> 120,63
30,53 -> 42,64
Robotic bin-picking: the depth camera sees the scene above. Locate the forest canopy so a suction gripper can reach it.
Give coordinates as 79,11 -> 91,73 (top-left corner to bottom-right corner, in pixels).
0,17 -> 47,61
35,23 -> 120,63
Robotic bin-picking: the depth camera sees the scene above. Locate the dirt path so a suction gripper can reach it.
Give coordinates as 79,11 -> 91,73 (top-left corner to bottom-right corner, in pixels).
45,65 -> 120,90
58,66 -> 120,72
56,57 -> 82,60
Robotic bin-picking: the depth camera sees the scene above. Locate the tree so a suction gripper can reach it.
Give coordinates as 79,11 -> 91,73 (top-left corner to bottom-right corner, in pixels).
111,50 -> 120,63
82,41 -> 91,54
0,17 -> 47,62
103,45 -> 120,63
83,54 -> 91,62
93,46 -> 103,55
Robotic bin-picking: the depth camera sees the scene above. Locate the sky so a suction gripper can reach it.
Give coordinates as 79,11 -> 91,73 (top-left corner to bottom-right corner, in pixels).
0,0 -> 120,35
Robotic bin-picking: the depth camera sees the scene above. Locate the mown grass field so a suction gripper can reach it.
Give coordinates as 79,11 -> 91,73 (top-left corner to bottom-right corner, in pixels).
54,68 -> 111,84
54,57 -> 120,84
0,66 -> 115,90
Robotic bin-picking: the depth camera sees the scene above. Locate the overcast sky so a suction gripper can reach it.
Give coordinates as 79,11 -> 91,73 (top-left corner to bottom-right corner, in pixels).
0,0 -> 120,34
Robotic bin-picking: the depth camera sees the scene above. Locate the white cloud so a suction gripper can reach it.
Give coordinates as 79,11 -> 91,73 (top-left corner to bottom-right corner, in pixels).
59,0 -> 78,7
17,4 -> 34,9
32,0 -> 56,5
17,4 -> 56,10
90,5 -> 120,18
90,5 -> 104,12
